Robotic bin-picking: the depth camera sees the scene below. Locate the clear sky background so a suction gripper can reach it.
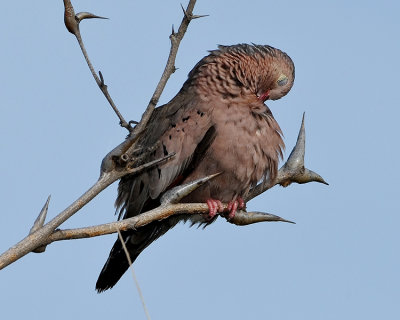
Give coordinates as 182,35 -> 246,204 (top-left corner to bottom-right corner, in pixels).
1,1 -> 399,319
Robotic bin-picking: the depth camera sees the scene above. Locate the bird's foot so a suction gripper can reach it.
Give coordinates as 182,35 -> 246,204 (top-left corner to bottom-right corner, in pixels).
206,199 -> 224,220
227,197 -> 246,219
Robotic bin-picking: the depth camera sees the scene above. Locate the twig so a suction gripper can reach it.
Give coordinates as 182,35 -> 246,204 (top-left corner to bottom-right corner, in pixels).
63,0 -> 132,131
0,153 -> 173,270
0,1 -> 202,270
33,205 -> 292,246
0,115 -> 324,255
117,230 -> 151,320
123,0 -> 204,158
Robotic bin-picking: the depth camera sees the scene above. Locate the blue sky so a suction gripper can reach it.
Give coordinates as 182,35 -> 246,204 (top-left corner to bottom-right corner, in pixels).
1,1 -> 399,319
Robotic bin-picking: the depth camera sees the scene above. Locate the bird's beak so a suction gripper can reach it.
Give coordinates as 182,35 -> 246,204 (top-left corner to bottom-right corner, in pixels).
258,89 -> 270,102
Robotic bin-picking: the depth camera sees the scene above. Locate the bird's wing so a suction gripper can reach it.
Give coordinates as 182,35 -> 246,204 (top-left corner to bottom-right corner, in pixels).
116,91 -> 215,220
95,93 -> 216,292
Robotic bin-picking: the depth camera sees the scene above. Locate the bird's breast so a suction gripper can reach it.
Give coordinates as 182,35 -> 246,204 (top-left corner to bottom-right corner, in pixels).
183,98 -> 283,202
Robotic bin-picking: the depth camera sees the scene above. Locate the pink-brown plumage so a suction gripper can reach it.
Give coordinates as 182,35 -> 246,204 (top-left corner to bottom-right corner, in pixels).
96,44 -> 295,292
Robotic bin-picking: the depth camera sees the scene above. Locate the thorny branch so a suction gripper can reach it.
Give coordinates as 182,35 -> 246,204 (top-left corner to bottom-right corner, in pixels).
0,0 -> 327,271
0,0 -> 202,271
120,0 -> 203,161
131,0 -> 206,138
1,115 -> 325,262
63,0 -> 133,131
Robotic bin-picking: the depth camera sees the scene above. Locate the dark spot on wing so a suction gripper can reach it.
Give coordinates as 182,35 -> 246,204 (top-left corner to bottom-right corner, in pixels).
196,110 -> 204,117
162,143 -> 168,156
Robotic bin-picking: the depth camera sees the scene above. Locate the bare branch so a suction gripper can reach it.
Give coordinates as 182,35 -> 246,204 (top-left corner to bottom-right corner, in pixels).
12,176 -> 292,248
0,111 -> 327,269
63,0 -> 132,131
0,152 -> 173,270
0,172 -> 115,270
125,0 -> 203,156
26,206 -> 292,248
64,0 -> 203,171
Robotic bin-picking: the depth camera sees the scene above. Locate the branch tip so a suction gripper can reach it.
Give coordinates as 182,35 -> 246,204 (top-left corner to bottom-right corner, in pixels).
228,211 -> 295,226
63,1 -> 131,133
302,168 -> 329,185
63,0 -> 78,35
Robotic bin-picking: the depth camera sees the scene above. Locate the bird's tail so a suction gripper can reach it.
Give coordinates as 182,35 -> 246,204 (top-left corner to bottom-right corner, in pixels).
95,220 -> 177,292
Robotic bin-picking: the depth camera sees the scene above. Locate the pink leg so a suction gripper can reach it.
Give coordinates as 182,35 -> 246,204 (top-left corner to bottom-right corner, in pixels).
206,199 -> 223,219
227,197 -> 246,219
237,196 -> 245,209
227,200 -> 238,219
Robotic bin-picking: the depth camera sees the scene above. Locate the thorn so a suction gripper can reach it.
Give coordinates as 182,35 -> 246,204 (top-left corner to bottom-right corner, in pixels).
277,113 -> 328,188
129,120 -> 139,125
192,14 -> 209,19
99,71 -> 105,86
180,3 -> 189,19
160,173 -> 222,205
285,112 -> 305,170
30,195 -> 51,234
230,211 -> 295,226
76,12 -> 108,23
302,168 -> 329,185
171,24 -> 175,35
29,195 -> 51,253
180,3 -> 208,20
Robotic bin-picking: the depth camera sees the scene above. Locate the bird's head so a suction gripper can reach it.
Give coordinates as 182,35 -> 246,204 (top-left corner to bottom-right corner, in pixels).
187,44 -> 295,103
230,44 -> 295,102
258,61 -> 295,102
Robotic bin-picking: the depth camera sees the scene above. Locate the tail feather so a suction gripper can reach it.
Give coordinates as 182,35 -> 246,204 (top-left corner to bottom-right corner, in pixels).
96,219 -> 179,292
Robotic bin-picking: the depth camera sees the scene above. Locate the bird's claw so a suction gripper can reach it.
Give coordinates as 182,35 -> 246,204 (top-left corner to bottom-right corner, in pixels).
227,197 -> 245,219
206,197 -> 246,220
206,199 -> 223,219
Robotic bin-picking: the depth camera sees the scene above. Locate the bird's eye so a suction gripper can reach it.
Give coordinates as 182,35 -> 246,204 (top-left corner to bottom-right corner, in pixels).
277,74 -> 288,87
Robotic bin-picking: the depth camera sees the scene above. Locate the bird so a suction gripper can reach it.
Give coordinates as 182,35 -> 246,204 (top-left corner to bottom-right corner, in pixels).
96,43 -> 295,292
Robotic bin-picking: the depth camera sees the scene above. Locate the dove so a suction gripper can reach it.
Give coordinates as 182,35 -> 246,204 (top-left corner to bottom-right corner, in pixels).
96,44 -> 295,292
